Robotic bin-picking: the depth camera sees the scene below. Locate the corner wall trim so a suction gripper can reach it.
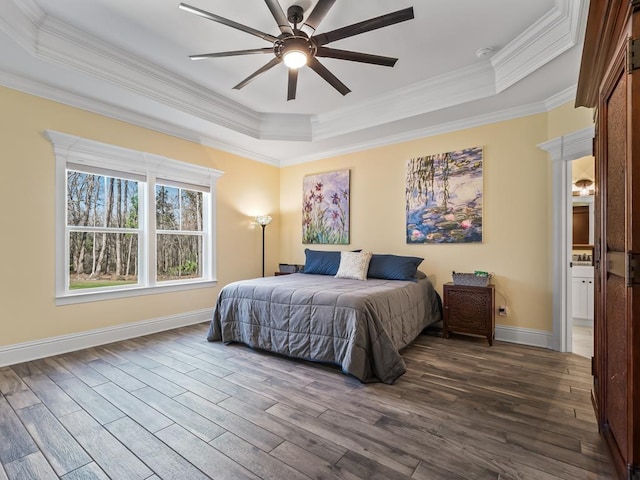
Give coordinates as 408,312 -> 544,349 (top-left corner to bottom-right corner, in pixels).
495,325 -> 554,349
0,309 -> 214,367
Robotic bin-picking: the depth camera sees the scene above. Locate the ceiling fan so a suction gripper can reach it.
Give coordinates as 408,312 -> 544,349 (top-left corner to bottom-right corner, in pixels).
178,0 -> 415,100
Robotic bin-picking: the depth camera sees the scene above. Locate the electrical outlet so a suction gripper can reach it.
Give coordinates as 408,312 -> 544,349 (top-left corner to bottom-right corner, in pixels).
498,305 -> 508,316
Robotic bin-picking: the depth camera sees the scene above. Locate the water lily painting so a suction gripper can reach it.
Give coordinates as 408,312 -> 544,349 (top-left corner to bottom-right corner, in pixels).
303,169 -> 350,244
406,146 -> 483,244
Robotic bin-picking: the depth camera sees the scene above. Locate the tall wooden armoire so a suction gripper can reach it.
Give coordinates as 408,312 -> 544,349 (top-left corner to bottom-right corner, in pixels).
576,1 -> 640,478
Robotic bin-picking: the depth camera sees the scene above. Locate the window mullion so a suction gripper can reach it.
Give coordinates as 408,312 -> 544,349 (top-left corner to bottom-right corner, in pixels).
145,175 -> 156,287
69,226 -> 140,234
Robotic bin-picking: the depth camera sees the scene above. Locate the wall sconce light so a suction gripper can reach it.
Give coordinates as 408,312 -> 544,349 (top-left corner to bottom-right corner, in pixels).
574,179 -> 594,197
255,215 -> 273,277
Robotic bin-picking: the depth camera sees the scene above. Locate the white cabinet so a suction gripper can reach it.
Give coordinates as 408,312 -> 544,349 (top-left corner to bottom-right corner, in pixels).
572,266 -> 594,321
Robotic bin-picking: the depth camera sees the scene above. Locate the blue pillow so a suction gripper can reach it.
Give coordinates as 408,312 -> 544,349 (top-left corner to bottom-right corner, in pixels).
303,249 -> 360,276
367,254 -> 424,281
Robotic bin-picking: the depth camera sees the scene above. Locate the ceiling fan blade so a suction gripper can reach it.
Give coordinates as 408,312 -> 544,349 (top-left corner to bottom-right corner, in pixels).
315,47 -> 397,67
287,68 -> 298,101
190,48 -> 273,60
233,57 -> 282,90
179,3 -> 278,43
307,57 -> 350,96
301,0 -> 336,36
263,0 -> 294,35
313,7 -> 414,46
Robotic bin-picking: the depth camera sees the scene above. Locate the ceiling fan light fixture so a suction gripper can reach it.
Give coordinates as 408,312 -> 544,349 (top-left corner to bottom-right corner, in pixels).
281,37 -> 310,69
283,50 -> 308,69
180,2 -> 415,99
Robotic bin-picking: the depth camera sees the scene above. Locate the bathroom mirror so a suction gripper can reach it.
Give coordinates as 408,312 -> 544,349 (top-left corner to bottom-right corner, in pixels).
572,195 -> 594,246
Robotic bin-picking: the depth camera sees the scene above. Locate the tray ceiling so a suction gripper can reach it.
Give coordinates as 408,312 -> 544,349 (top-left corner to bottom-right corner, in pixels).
0,0 -> 588,166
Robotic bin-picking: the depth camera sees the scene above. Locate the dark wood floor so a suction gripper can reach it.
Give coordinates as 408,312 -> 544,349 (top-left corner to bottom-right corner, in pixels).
0,323 -> 614,479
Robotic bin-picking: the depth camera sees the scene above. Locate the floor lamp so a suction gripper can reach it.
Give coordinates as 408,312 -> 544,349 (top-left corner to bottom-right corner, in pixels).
255,215 -> 272,277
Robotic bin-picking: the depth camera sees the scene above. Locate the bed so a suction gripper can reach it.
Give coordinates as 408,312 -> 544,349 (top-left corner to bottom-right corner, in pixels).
207,256 -> 442,384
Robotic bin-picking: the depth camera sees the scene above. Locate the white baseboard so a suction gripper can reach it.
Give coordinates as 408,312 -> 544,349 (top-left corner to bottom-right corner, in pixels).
0,312 -> 556,368
572,318 -> 593,328
495,324 -> 554,349
0,308 -> 214,368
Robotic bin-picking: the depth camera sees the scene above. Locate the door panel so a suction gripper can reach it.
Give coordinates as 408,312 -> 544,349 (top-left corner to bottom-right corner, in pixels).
602,54 -> 630,478
605,274 -> 628,456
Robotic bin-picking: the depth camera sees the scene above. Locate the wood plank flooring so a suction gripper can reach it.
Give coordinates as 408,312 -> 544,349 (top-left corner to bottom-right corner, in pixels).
0,323 -> 614,479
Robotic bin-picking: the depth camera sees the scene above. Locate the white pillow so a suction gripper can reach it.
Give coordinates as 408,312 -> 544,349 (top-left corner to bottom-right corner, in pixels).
335,251 -> 373,281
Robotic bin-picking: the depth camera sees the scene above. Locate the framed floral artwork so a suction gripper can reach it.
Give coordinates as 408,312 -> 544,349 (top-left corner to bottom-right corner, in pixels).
406,146 -> 483,244
302,169 -> 350,244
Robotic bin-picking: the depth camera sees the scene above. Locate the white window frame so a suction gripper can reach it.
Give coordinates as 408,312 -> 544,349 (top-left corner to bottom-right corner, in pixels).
47,130 -> 223,305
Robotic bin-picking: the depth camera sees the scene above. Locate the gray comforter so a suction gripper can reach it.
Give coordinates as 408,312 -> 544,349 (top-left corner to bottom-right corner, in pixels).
207,273 -> 442,384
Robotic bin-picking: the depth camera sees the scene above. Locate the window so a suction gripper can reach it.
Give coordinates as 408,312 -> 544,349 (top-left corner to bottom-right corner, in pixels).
155,183 -> 204,282
67,169 -> 141,290
48,131 -> 223,304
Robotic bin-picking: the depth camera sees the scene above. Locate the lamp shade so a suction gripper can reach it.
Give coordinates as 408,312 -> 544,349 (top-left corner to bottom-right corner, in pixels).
256,215 -> 273,226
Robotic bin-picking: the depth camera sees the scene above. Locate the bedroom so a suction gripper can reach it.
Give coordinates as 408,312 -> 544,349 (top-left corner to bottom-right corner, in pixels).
0,0 -> 621,479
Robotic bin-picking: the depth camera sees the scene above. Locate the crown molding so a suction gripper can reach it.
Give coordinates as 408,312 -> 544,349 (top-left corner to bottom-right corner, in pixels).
0,0 -> 42,54
492,0 -> 586,93
0,0 -> 587,145
282,97 -> 559,167
311,62 -> 497,141
0,70 -> 283,167
309,0 -> 587,142
544,84 -> 578,109
35,15 -> 266,138
1,66 -> 580,169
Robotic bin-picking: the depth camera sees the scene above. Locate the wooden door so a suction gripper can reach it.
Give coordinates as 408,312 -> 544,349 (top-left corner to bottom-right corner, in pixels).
577,1 -> 640,478
598,46 -> 632,478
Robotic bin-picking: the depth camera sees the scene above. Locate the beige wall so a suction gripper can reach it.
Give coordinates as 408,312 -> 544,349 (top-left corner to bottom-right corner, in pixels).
547,101 -> 594,139
280,106 -> 593,332
0,86 -> 280,347
0,87 -> 594,348
572,155 -> 595,184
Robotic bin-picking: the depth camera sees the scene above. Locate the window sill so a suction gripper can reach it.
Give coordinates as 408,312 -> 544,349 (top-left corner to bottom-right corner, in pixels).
56,280 -> 218,306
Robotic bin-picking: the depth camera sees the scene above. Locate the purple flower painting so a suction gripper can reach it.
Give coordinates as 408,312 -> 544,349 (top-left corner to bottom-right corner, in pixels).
303,169 -> 350,244
406,146 -> 483,244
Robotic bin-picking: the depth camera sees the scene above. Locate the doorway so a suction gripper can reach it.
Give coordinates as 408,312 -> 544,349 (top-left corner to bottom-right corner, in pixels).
537,124 -> 594,353
569,156 -> 594,358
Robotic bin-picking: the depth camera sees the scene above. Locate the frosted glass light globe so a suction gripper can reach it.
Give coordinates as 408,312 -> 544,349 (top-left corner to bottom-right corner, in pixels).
283,50 -> 307,69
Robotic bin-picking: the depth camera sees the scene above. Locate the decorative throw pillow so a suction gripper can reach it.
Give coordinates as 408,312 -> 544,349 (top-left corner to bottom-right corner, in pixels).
335,251 -> 373,281
367,254 -> 424,281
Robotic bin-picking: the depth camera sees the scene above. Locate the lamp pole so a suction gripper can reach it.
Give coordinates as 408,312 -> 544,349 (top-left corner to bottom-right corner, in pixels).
255,215 -> 272,277
261,223 -> 266,277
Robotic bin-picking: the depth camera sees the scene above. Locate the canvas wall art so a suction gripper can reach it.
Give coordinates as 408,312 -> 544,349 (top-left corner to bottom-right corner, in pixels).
303,169 -> 350,244
406,146 -> 483,244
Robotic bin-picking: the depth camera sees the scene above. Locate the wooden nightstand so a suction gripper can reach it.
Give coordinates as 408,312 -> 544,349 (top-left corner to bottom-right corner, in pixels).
443,282 -> 495,345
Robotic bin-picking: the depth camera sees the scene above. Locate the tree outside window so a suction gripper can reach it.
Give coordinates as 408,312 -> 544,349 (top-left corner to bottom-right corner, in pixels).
155,184 -> 203,282
67,170 -> 139,290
